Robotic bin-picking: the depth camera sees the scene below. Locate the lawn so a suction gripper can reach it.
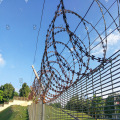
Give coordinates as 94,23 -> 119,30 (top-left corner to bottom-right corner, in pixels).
0,105 -> 29,120
45,105 -> 108,120
45,105 -> 94,120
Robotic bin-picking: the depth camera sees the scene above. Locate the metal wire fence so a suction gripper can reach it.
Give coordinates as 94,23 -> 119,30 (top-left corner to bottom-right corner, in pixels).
45,50 -> 120,120
28,50 -> 120,120
29,0 -> 120,119
28,102 -> 43,120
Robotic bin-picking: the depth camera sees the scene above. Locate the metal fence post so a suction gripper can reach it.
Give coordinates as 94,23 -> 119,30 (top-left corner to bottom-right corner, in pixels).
41,101 -> 45,120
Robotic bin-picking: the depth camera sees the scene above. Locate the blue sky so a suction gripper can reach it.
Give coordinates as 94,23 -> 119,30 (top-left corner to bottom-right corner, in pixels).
0,0 -> 119,92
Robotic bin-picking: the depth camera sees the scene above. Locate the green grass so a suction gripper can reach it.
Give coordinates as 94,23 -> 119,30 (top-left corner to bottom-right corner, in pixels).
45,105 -> 93,120
0,105 -> 29,120
45,105 -> 108,120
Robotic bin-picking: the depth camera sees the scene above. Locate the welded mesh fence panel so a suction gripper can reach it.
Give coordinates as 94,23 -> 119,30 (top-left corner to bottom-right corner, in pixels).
45,50 -> 120,120
28,101 -> 43,120
30,0 -> 120,119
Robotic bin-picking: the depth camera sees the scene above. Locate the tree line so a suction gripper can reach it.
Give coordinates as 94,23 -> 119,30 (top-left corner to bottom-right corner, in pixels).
64,94 -> 120,119
50,94 -> 120,119
0,83 -> 30,103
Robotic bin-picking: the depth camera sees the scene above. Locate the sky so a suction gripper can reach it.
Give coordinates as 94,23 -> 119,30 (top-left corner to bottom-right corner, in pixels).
0,0 -> 119,93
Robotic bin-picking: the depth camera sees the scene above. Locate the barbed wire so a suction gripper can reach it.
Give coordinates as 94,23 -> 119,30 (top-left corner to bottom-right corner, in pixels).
31,0 -> 120,103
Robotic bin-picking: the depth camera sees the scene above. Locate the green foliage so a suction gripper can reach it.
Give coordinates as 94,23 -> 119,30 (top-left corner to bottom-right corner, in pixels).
65,95 -> 79,111
89,95 -> 104,119
104,94 -> 120,118
49,103 -> 61,108
104,95 -> 114,118
0,85 -> 4,90
19,83 -> 30,97
0,90 -> 3,101
0,84 -> 20,103
13,92 -> 19,97
65,95 -> 104,119
65,95 -> 88,113
115,95 -> 120,113
2,84 -> 15,102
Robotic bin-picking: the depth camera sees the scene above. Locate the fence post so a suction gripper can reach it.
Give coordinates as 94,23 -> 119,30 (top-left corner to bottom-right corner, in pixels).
32,65 -> 45,120
41,101 -> 45,120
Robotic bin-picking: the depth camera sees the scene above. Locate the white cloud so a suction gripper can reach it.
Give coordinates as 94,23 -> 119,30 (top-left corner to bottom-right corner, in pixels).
70,48 -> 74,51
107,31 -> 120,45
25,0 -> 29,3
68,47 -> 78,53
92,31 -> 120,56
0,54 -> 5,66
74,59 -> 77,62
105,0 -> 109,3
91,44 -> 103,56
0,0 -> 3,4
68,48 -> 74,52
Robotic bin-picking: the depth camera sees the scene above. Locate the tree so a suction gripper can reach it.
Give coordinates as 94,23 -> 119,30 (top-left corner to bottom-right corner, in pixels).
50,103 -> 61,108
19,83 -> 30,97
65,94 -> 104,119
104,94 -> 120,118
0,85 -> 4,90
2,83 -> 15,102
14,91 -> 19,96
65,95 -> 87,112
0,90 -> 3,102
89,95 -> 104,119
115,94 -> 120,114
65,95 -> 80,111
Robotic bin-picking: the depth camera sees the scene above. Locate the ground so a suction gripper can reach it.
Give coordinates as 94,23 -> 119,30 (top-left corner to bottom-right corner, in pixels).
0,105 -> 29,120
45,105 -> 109,120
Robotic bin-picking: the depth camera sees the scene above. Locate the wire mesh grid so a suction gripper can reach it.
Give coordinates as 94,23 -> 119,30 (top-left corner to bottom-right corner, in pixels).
45,50 -> 120,120
29,0 -> 120,119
